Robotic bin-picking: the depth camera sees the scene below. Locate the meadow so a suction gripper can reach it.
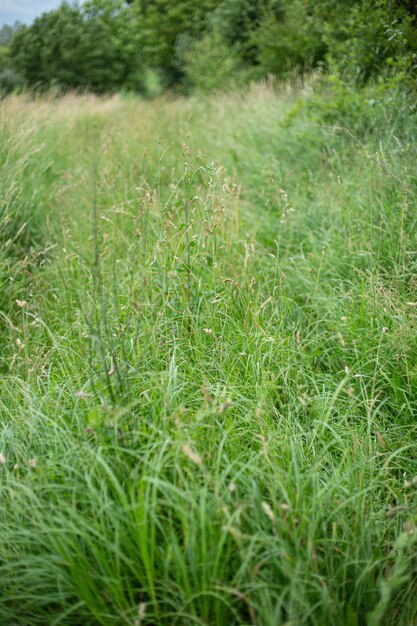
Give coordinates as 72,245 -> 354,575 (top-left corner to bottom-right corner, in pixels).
1,80 -> 417,625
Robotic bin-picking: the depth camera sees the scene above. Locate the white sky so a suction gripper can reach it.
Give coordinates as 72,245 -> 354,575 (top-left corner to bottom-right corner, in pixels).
0,1 -> 78,26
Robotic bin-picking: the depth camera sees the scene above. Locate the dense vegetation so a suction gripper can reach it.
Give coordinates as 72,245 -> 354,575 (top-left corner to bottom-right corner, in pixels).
1,0 -> 417,94
1,0 -> 417,623
1,77 -> 417,624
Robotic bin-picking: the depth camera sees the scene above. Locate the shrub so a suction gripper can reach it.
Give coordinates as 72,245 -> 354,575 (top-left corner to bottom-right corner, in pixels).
0,68 -> 23,95
252,0 -> 327,78
324,0 -> 417,82
183,31 -> 249,92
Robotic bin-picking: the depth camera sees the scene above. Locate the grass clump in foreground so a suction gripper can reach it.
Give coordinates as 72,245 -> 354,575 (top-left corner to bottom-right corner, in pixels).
0,81 -> 417,625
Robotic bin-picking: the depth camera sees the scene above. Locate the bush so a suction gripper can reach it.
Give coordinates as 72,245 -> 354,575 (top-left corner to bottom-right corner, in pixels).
324,0 -> 417,82
306,75 -> 416,141
252,0 -> 327,78
183,31 -> 249,92
0,68 -> 23,95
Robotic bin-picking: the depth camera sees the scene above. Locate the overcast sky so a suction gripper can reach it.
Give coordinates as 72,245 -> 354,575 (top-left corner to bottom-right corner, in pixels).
0,1 -> 75,26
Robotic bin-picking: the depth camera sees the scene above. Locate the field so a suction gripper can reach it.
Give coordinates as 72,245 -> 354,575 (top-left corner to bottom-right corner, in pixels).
1,82 -> 417,625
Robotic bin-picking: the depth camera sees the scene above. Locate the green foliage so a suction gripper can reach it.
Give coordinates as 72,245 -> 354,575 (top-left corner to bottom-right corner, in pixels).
183,31 -> 248,92
132,0 -> 220,86
0,68 -> 23,95
5,0 -> 417,92
252,0 -> 326,78
84,0 -> 146,91
0,22 -> 23,47
0,47 -> 10,72
0,111 -> 53,316
324,0 -> 417,81
208,0 -> 280,49
0,43 -> 24,95
1,83 -> 417,624
306,76 -> 414,139
10,2 -> 143,92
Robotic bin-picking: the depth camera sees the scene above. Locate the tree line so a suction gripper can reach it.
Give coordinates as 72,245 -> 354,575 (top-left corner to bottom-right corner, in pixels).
1,0 -> 417,94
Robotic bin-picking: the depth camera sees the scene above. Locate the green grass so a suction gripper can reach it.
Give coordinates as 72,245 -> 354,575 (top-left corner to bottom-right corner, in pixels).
1,81 -> 417,625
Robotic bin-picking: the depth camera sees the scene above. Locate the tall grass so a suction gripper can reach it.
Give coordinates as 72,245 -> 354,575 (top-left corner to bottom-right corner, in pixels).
0,82 -> 417,625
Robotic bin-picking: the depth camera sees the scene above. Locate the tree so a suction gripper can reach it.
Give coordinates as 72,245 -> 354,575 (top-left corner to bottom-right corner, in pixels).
10,2 -> 144,92
7,0 -> 417,93
251,0 -> 327,78
130,0 -> 221,86
0,22 -> 23,47
322,0 -> 417,80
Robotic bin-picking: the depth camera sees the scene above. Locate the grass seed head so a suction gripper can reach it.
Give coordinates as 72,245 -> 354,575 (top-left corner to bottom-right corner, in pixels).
182,444 -> 202,466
